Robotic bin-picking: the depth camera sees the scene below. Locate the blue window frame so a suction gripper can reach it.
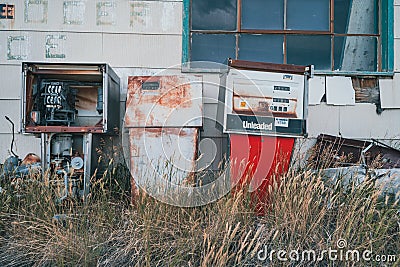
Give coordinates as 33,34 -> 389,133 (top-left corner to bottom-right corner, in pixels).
182,0 -> 393,74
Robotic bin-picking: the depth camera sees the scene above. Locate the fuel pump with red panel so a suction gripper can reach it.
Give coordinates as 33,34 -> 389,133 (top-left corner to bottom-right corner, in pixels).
222,59 -> 313,214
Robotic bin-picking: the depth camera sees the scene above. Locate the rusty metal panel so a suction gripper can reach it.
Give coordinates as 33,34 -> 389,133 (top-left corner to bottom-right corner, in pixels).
128,127 -> 198,185
125,75 -> 203,127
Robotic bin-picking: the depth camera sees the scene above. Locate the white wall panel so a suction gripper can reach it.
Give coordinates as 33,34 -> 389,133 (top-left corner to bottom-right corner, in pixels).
2,0 -> 182,34
308,76 -> 325,105
395,6 -> 400,38
326,76 -> 355,105
129,1 -> 182,34
395,39 -> 400,72
0,99 -> 20,133
0,133 -> 41,163
103,33 -> 181,68
0,65 -> 22,99
339,103 -> 400,139
0,31 -> 103,64
307,103 -> 340,137
380,75 -> 400,108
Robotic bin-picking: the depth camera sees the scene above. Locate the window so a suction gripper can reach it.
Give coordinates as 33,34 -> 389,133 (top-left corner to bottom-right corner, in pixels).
184,0 -> 393,73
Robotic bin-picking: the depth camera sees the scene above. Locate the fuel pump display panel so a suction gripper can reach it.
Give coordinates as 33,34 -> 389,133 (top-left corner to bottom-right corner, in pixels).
224,68 -> 309,137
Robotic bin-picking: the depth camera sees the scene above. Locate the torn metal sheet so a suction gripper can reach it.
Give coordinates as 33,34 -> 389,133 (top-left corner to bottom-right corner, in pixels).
379,77 -> 400,108
326,76 -> 355,105
24,0 -> 48,24
308,76 -> 325,105
309,134 -> 400,169
128,127 -> 198,185
125,75 -> 203,127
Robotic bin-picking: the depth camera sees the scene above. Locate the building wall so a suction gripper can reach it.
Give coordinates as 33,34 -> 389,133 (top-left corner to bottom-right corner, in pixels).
0,0 -> 399,163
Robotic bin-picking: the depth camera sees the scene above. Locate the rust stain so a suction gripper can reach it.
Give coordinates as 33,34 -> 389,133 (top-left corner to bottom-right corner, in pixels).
21,153 -> 41,165
128,127 -> 193,139
128,76 -> 193,109
143,127 -> 191,137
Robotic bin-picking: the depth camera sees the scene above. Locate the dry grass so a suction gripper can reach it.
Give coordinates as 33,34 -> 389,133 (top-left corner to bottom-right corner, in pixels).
0,154 -> 399,266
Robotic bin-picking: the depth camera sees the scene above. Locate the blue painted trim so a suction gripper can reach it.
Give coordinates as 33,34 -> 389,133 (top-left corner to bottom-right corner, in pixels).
182,0 -> 190,67
387,0 -> 394,71
381,0 -> 394,72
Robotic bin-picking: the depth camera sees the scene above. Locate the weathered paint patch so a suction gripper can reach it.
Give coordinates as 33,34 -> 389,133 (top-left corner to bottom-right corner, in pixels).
129,2 -> 149,28
45,34 -> 66,58
24,0 -> 48,24
96,1 -> 116,26
125,75 -> 203,127
7,35 -> 29,60
63,1 -> 86,25
128,127 -> 198,185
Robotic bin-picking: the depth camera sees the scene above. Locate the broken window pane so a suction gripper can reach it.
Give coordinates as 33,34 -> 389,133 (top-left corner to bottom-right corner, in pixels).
241,0 -> 284,30
334,36 -> 377,71
191,0 -> 237,31
191,33 -> 236,63
335,0 -> 377,34
334,0 -> 351,33
287,0 -> 329,31
287,35 -> 331,70
238,34 -> 284,63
